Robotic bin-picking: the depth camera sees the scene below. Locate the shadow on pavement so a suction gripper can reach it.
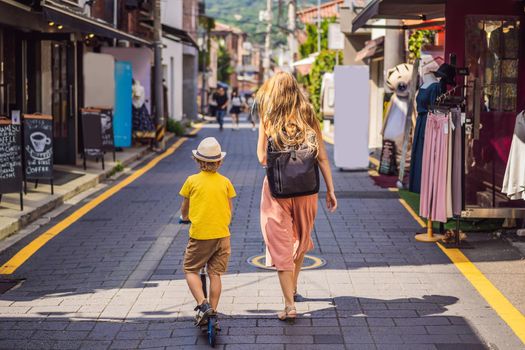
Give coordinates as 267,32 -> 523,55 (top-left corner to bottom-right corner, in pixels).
0,294 -> 489,349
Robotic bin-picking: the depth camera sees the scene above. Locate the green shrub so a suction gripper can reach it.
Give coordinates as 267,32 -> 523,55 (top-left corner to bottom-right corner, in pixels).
108,161 -> 124,177
167,119 -> 186,136
408,30 -> 436,62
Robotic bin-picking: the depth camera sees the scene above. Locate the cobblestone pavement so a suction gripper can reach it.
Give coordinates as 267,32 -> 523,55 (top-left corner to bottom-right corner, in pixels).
0,122 -> 523,349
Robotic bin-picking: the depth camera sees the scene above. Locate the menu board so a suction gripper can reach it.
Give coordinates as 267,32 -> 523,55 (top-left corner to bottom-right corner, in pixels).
100,109 -> 115,152
378,139 -> 397,176
0,119 -> 23,194
23,114 -> 53,180
81,109 -> 104,158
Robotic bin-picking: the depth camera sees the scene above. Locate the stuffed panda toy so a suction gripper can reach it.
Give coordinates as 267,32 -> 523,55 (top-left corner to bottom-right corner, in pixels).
382,63 -> 415,168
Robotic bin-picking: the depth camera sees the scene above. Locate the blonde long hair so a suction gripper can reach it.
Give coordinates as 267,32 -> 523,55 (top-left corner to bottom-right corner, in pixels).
256,72 -> 320,153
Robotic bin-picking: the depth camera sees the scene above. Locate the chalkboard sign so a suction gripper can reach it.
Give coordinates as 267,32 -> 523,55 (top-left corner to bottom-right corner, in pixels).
100,109 -> 115,152
81,109 -> 105,170
378,139 -> 397,175
23,114 -> 53,180
0,119 -> 23,194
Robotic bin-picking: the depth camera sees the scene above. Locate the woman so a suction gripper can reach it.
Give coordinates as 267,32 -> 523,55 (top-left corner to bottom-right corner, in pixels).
229,89 -> 242,130
256,72 -> 338,323
246,93 -> 257,131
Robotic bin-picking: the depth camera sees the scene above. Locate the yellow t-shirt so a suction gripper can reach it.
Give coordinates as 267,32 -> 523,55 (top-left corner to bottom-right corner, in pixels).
179,171 -> 236,240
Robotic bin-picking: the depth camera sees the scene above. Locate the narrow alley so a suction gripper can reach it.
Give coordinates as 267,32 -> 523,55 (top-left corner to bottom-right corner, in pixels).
0,121 -> 522,349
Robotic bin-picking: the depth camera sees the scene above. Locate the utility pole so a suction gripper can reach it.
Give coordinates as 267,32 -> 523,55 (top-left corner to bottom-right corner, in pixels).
263,0 -> 272,80
287,0 -> 296,70
153,0 -> 165,150
317,0 -> 321,52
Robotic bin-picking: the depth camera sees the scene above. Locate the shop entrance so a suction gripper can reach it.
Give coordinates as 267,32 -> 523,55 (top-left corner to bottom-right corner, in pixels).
47,40 -> 77,165
464,16 -> 524,210
0,27 -> 20,117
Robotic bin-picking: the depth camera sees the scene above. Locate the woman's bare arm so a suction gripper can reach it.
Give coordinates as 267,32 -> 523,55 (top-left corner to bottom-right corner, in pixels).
316,129 -> 338,212
257,118 -> 267,166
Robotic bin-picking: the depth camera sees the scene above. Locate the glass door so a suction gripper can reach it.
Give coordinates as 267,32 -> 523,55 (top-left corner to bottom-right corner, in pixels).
48,40 -> 77,165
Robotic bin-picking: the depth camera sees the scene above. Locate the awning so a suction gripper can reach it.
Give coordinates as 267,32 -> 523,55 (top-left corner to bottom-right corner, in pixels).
355,36 -> 384,62
42,0 -> 152,46
292,55 -> 318,75
162,24 -> 199,49
352,0 -> 445,32
0,0 -> 32,11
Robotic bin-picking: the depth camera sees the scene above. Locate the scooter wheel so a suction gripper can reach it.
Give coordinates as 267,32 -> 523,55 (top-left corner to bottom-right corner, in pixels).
207,316 -> 217,347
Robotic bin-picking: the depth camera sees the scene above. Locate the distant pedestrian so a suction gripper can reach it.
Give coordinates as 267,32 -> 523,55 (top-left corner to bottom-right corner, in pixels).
246,93 -> 257,131
255,72 -> 337,323
179,137 -> 236,327
229,89 -> 243,130
208,88 -> 218,118
214,87 -> 228,131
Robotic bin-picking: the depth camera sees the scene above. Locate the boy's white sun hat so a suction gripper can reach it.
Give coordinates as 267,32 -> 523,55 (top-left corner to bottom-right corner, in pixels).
192,137 -> 226,162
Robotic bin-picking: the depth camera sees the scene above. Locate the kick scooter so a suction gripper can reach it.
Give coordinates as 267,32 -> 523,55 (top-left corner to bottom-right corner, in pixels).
179,217 -> 219,347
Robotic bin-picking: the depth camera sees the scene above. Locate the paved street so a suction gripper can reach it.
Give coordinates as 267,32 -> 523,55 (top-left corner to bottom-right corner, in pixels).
0,121 -> 523,350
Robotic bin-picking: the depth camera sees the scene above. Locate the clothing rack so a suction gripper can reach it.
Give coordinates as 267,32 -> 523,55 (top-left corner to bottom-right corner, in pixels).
445,80 -> 525,248
414,85 -> 466,242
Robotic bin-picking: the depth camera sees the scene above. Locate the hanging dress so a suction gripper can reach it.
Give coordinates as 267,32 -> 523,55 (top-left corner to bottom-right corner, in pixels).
409,82 -> 441,193
502,111 -> 525,200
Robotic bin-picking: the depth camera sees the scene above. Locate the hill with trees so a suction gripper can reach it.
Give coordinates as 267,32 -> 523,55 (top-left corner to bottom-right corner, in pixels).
205,0 -> 331,45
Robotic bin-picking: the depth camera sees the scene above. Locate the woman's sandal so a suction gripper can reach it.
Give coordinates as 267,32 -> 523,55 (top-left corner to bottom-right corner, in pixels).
278,305 -> 297,324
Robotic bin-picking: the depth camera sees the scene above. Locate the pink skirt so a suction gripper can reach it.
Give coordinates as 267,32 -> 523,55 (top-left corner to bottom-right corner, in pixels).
260,177 -> 318,271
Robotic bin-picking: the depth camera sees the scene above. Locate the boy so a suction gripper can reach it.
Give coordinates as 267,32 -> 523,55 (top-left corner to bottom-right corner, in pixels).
179,137 -> 236,326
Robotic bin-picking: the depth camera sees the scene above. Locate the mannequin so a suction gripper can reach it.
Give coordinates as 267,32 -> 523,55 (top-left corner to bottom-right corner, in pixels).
408,56 -> 442,193
132,79 -> 155,138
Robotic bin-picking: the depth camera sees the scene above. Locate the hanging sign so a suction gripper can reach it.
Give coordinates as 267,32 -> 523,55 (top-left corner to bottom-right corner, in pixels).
0,119 -> 23,194
23,114 -> 53,180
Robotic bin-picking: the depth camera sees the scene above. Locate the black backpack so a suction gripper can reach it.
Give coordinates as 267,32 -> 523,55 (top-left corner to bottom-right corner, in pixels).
266,138 -> 320,198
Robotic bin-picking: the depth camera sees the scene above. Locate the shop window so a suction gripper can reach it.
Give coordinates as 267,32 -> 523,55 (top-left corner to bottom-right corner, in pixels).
465,18 -> 520,113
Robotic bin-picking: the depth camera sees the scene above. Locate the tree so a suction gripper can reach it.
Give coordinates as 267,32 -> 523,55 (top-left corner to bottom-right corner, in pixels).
408,30 -> 436,62
297,17 -> 342,120
298,18 -> 335,59
217,44 -> 233,84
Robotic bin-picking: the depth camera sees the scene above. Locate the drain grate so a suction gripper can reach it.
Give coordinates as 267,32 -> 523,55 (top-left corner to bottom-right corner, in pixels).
0,279 -> 24,294
320,191 -> 399,199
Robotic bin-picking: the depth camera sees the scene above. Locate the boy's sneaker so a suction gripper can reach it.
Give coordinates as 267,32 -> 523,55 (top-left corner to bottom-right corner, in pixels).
194,301 -> 214,327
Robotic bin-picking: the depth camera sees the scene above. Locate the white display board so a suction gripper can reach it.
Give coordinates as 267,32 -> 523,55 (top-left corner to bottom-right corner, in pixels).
334,65 -> 370,170
83,53 -> 115,108
328,23 -> 345,50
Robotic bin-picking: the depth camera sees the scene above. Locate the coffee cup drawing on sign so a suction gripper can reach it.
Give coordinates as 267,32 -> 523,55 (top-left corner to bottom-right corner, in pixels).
30,132 -> 51,153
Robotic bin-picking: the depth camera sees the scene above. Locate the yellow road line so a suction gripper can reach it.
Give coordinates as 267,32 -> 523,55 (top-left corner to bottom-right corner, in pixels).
437,243 -> 525,344
368,156 -> 379,167
398,198 -> 426,227
398,186 -> 525,345
368,169 -> 379,177
322,133 -> 334,145
0,126 -> 203,275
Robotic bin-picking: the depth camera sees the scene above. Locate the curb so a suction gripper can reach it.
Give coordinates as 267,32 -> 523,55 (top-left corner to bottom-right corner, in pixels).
0,134 -> 175,241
